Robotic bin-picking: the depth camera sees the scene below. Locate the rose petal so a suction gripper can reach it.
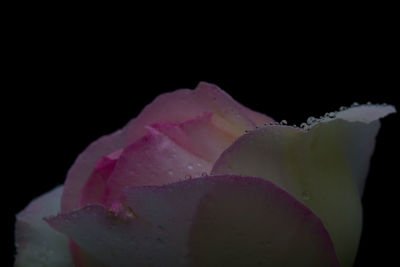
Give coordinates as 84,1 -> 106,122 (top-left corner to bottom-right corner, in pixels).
61,82 -> 273,213
46,175 -> 339,266
151,113 -> 236,162
124,82 -> 274,145
212,104 -> 396,266
15,186 -> 73,267
68,241 -> 108,267
61,129 -> 125,212
78,150 -> 122,208
238,101 -> 276,127
102,127 -> 211,207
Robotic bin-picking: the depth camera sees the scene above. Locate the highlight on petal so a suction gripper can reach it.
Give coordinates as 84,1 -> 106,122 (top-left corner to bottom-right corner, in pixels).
15,186 -> 73,267
124,82 -> 274,145
150,113 -> 236,162
212,104 -> 396,267
46,175 -> 339,267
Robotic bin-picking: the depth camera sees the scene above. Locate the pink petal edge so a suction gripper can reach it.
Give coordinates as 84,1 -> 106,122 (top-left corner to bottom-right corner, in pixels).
47,175 -> 339,267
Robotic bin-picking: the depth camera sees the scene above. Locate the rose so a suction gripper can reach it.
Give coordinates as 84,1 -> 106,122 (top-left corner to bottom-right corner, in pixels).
14,82 -> 395,267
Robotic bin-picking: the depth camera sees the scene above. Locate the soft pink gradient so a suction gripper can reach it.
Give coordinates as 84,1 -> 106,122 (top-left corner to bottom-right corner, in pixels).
61,82 -> 274,213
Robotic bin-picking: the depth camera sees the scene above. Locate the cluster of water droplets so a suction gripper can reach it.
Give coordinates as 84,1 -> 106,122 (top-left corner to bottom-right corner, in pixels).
343,101 -> 386,110
301,111 -> 337,130
243,102 -> 384,134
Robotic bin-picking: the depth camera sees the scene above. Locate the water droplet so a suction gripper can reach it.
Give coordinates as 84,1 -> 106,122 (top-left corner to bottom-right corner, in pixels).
302,191 -> 311,200
367,101 -> 372,105
201,172 -> 208,176
339,106 -> 347,111
307,117 -> 316,125
328,112 -> 336,118
300,123 -> 308,129
244,130 -> 249,133
168,170 -> 174,176
280,120 -> 287,125
184,174 -> 192,179
351,102 -> 359,107
187,164 -> 193,170
196,163 -> 202,167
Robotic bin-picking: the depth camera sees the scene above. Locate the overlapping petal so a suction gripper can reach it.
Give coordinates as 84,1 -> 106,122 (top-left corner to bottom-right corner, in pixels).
101,127 -> 211,207
80,112 -> 238,208
15,186 -> 73,267
151,113 -> 236,162
61,129 -> 125,212
17,77 -> 393,267
46,175 -> 339,267
211,104 -> 396,266
61,82 -> 273,212
124,82 -> 274,145
78,149 -> 122,208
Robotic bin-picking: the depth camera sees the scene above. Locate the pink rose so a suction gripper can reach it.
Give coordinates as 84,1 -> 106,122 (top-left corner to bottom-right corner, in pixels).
15,82 -> 395,266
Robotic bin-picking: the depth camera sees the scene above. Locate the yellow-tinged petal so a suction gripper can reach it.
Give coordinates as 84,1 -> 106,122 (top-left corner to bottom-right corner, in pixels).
212,104 -> 396,267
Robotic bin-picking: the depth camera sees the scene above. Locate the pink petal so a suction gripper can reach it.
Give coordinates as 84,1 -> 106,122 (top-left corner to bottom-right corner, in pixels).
61,129 -> 125,212
238,101 -> 276,127
151,113 -> 236,162
46,175 -> 339,266
78,149 -> 122,208
61,82 -> 273,213
212,104 -> 396,266
102,127 -> 211,207
124,82 -> 274,145
15,186 -> 73,266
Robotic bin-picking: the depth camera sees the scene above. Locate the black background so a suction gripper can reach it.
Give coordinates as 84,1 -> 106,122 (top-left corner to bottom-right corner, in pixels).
5,9 -> 399,266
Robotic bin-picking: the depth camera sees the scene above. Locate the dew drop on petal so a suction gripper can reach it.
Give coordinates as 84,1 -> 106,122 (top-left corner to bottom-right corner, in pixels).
307,117 -> 316,125
328,112 -> 336,118
280,120 -> 287,125
187,164 -> 193,170
300,123 -> 308,129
